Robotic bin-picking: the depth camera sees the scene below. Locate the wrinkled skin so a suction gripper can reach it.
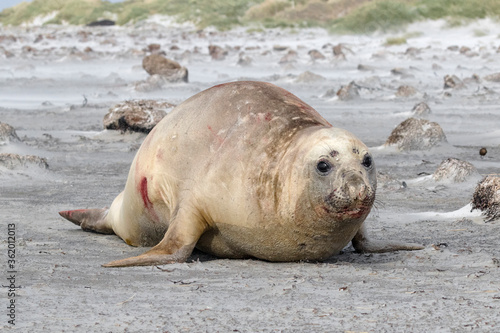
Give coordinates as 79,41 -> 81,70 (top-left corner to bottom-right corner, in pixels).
59,81 -> 423,267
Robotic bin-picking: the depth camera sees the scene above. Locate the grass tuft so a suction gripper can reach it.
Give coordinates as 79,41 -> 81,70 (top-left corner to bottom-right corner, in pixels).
329,1 -> 417,34
385,36 -> 407,45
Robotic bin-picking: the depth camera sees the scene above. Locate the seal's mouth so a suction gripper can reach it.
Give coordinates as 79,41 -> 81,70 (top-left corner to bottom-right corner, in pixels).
323,190 -> 375,219
338,205 -> 370,219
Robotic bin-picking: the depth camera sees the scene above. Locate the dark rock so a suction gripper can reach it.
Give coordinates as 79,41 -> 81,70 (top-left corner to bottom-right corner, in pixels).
87,20 -> 115,27
471,175 -> 500,222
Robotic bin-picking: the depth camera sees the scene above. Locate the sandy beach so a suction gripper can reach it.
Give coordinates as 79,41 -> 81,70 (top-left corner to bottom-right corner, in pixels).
1,18 -> 499,331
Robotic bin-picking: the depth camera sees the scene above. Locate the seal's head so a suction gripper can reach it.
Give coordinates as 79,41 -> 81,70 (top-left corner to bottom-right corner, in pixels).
297,128 -> 376,223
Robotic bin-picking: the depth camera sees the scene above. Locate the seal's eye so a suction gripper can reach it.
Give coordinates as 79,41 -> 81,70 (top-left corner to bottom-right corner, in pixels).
316,160 -> 332,175
362,154 -> 373,169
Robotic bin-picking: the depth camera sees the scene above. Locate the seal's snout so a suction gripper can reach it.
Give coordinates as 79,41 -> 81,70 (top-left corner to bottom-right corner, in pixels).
343,173 -> 370,201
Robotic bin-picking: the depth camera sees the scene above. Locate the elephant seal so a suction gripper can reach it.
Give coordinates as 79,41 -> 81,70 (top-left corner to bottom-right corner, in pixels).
59,81 -> 423,267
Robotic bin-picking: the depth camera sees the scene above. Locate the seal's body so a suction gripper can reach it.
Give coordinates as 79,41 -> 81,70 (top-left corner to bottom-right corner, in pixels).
60,81 -> 423,267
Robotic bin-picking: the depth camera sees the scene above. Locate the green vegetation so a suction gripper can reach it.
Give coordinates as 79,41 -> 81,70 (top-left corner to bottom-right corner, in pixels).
330,1 -> 416,33
385,36 -> 407,45
0,0 -> 122,26
0,0 -> 265,30
1,0 -> 500,33
329,0 -> 500,34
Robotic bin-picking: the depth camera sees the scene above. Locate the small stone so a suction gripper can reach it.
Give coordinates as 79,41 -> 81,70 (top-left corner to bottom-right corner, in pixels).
471,175 -> 500,222
104,100 -> 175,133
279,50 -> 298,64
0,153 -> 48,170
208,45 -> 227,61
273,45 -> 288,52
391,67 -> 410,76
142,54 -> 188,82
294,71 -> 326,83
322,88 -> 337,98
308,49 -> 325,61
336,82 -> 359,101
444,75 -> 464,89
433,158 -> 480,183
0,122 -> 20,145
86,19 -> 115,27
332,44 -> 345,57
237,53 -> 252,67
395,85 -> 418,98
484,73 -> 500,82
147,43 -> 161,53
411,102 -> 431,117
357,64 -> 376,71
432,63 -> 442,70
405,47 -> 420,56
332,44 -> 352,60
385,118 -> 447,151
459,46 -> 471,54
33,35 -> 43,43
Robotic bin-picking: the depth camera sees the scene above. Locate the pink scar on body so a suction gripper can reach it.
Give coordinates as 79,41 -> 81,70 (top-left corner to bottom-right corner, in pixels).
139,177 -> 153,208
139,177 -> 159,222
207,125 -> 225,144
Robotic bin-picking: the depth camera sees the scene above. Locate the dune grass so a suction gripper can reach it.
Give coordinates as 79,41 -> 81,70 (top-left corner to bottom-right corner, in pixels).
329,1 -> 416,34
329,0 -> 500,34
0,0 -> 121,25
0,0 -> 263,29
1,0 -> 500,32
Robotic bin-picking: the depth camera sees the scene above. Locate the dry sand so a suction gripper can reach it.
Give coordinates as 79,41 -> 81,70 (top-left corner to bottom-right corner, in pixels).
1,19 -> 499,332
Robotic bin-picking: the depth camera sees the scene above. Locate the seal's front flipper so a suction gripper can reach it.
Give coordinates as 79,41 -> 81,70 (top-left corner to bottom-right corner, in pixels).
102,243 -> 196,267
59,208 -> 114,234
352,224 -> 424,253
103,209 -> 207,267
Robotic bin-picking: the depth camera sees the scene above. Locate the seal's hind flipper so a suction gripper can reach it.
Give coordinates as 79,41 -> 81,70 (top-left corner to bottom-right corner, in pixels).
59,208 -> 114,234
352,224 -> 424,253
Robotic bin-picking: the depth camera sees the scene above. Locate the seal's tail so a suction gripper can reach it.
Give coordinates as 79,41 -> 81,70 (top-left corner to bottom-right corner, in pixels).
59,208 -> 114,234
